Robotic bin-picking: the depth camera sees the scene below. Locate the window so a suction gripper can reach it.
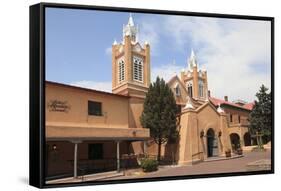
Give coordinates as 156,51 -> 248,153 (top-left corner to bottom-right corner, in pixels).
199,81 -> 204,97
88,144 -> 103,160
118,59 -> 125,83
230,114 -> 233,122
175,84 -> 180,96
133,56 -> 143,82
88,101 -> 102,116
187,83 -> 193,97
238,115 -> 241,123
131,34 -> 136,42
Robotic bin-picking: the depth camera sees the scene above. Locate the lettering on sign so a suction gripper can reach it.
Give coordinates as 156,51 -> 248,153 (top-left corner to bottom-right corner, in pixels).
47,100 -> 71,112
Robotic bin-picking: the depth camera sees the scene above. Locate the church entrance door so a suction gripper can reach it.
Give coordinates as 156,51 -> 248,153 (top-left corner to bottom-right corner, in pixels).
207,129 -> 218,157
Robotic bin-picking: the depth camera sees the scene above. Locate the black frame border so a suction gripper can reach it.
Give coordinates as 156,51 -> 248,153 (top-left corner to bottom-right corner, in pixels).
29,2 -> 275,189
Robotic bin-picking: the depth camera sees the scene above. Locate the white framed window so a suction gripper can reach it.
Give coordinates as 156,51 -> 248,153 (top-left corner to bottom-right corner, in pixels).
133,56 -> 143,82
199,81 -> 204,98
186,82 -> 193,97
118,59 -> 125,83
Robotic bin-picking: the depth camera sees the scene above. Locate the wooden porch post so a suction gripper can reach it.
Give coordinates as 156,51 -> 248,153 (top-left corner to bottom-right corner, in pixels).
143,141 -> 147,155
74,143 -> 78,178
116,141 -> 120,172
71,140 -> 82,178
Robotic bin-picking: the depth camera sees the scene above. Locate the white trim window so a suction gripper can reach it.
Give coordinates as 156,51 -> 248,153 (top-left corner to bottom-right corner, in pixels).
199,80 -> 204,98
118,59 -> 125,83
186,81 -> 193,97
133,56 -> 143,82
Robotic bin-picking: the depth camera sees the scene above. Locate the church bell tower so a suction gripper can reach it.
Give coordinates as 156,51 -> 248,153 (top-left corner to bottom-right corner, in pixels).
111,14 -> 150,99
180,50 -> 208,101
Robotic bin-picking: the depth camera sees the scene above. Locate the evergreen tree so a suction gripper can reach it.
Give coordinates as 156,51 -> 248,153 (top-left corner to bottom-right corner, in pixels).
140,77 -> 179,161
249,84 -> 272,144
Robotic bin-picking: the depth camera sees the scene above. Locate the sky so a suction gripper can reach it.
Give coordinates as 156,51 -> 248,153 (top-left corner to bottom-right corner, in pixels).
45,7 -> 271,102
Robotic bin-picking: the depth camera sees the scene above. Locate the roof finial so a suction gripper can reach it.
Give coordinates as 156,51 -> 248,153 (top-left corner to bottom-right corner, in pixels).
184,96 -> 194,110
190,49 -> 197,63
217,104 -> 224,113
113,39 -> 117,45
191,48 -> 195,58
128,13 -> 134,26
188,48 -> 198,70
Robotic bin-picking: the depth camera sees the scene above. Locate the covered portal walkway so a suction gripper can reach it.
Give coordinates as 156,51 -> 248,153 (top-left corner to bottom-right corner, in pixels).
45,123 -> 150,181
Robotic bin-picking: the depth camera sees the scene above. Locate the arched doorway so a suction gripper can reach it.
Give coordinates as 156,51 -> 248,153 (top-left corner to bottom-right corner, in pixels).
206,129 -> 218,157
244,132 -> 251,146
230,133 -> 240,151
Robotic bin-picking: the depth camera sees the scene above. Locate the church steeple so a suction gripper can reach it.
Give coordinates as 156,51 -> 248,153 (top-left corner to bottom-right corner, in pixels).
123,13 -> 138,43
188,49 -> 198,71
128,13 -> 134,26
181,49 -> 208,101
112,14 -> 150,98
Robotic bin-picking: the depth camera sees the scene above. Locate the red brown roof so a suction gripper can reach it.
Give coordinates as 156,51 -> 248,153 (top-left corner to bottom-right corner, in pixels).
209,97 -> 254,111
243,102 -> 255,110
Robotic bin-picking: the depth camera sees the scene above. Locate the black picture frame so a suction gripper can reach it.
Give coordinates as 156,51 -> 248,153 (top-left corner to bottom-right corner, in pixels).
30,2 -> 274,189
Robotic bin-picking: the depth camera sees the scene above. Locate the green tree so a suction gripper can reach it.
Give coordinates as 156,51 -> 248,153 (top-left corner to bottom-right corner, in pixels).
140,77 -> 179,161
249,84 -> 272,145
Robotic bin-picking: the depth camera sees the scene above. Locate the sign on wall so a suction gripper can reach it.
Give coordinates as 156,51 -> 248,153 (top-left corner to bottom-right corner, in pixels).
47,100 -> 71,112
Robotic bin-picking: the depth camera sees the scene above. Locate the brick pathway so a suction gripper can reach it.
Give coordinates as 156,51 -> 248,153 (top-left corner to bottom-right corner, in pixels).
108,150 -> 271,180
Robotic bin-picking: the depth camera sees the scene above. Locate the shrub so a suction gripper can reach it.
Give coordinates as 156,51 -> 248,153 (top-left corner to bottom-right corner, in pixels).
237,148 -> 243,155
225,149 -> 231,157
140,158 -> 158,172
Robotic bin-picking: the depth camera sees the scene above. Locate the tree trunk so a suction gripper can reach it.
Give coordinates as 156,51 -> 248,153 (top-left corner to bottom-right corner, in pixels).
157,142 -> 162,162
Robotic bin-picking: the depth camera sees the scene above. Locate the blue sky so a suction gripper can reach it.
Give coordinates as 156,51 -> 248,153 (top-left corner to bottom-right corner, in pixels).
46,7 -> 271,102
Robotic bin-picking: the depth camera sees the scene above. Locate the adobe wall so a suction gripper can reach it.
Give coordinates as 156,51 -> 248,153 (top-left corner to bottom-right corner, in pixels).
178,103 -> 232,165
46,83 -> 129,129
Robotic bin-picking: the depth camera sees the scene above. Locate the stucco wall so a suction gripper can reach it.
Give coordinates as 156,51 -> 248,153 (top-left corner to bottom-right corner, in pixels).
46,82 -> 129,129
178,103 -> 232,165
223,107 -> 250,125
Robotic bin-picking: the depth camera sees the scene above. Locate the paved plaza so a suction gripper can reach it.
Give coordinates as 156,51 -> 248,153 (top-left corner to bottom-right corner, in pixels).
107,150 -> 271,180
47,150 -> 271,184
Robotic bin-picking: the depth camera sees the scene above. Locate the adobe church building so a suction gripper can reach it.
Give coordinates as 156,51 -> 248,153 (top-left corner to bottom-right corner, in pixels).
45,15 -> 254,179
164,51 -> 254,165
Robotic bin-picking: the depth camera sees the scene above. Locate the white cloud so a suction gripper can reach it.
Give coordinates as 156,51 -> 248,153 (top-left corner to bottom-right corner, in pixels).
75,16 -> 271,102
71,80 -> 112,93
162,16 -> 271,102
151,62 -> 183,83
137,17 -> 160,55
105,46 -> 112,55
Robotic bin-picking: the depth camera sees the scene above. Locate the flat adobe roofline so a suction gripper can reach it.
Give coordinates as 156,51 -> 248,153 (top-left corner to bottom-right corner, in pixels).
46,81 -> 130,99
